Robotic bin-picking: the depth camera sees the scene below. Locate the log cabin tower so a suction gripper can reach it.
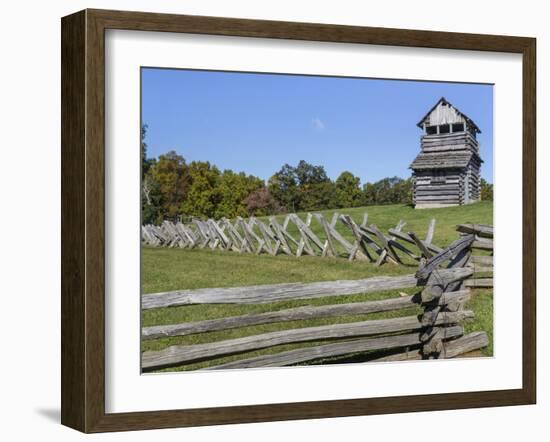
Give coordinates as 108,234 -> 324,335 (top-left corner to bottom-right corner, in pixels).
410,97 -> 483,208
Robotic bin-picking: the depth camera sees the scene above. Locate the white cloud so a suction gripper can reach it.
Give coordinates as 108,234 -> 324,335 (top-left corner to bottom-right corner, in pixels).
312,117 -> 325,130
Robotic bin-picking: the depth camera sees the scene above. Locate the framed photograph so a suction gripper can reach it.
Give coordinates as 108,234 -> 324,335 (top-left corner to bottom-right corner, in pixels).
61,9 -> 536,433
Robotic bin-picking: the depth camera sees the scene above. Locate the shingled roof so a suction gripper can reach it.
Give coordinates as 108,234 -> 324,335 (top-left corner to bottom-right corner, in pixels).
409,151 -> 481,170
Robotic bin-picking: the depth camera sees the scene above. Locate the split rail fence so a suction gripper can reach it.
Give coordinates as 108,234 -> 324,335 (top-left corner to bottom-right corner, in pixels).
141,213 -> 493,265
141,223 -> 493,371
142,212 -> 494,269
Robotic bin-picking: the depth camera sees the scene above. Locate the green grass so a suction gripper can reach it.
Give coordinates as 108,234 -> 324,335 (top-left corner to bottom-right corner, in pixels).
464,289 -> 494,356
267,200 -> 493,252
141,201 -> 493,370
141,248 -> 414,294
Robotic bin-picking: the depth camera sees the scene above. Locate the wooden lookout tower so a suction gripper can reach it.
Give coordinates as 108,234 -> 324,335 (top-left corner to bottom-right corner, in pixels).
410,97 -> 483,209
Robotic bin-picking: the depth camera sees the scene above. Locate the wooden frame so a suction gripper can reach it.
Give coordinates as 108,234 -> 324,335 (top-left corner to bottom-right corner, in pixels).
61,8 -> 536,433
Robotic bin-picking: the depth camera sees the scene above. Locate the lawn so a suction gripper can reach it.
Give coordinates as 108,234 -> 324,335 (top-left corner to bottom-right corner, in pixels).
141,201 -> 493,371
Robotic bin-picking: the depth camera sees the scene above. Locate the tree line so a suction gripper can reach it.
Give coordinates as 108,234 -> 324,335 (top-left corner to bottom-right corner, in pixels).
141,125 -> 492,224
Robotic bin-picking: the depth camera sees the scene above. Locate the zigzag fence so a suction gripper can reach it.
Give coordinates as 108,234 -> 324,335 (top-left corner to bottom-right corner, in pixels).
142,212 -> 494,270
141,224 -> 493,371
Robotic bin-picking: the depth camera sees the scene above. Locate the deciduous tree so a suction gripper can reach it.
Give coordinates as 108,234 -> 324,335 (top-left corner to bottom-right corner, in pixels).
362,176 -> 412,205
335,171 -> 362,208
149,151 -> 190,220
180,161 -> 222,218
244,187 -> 284,216
214,170 -> 264,219
268,163 -> 299,212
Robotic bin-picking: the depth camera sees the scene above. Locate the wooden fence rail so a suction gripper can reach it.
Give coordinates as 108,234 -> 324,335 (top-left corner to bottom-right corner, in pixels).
142,289 -> 472,340
142,212 -> 448,265
203,327 -> 466,371
142,267 -> 473,309
142,317 -> 470,371
141,222 -> 493,371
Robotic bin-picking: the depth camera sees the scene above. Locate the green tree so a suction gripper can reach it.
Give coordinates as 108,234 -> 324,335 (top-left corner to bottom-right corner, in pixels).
361,182 -> 376,206
181,161 -> 222,218
295,160 -> 330,187
335,171 -> 362,208
269,160 -> 335,211
268,164 -> 299,212
294,160 -> 334,210
480,178 -> 493,201
392,177 -> 413,205
362,176 -> 412,205
141,173 -> 163,224
214,170 -> 264,219
299,181 -> 338,211
149,151 -> 190,220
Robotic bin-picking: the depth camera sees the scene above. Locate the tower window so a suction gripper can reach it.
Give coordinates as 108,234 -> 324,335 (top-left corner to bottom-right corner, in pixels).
452,123 -> 465,132
426,125 -> 437,135
439,124 -> 450,134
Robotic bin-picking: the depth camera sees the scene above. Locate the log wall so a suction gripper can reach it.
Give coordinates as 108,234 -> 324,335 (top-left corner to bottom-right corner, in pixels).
412,131 -> 483,208
413,169 -> 462,206
420,132 -> 479,153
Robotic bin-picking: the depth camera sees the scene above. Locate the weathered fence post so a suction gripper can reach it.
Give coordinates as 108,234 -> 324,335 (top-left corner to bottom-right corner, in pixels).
413,234 -> 489,359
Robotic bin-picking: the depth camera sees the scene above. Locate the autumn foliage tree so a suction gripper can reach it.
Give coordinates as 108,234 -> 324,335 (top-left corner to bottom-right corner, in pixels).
244,187 -> 284,216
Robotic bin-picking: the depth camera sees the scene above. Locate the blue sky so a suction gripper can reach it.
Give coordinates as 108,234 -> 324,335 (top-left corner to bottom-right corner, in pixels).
141,68 -> 493,183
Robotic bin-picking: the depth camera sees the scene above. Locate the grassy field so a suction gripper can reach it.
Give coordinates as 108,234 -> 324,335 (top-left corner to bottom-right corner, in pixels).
141,201 -> 493,371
